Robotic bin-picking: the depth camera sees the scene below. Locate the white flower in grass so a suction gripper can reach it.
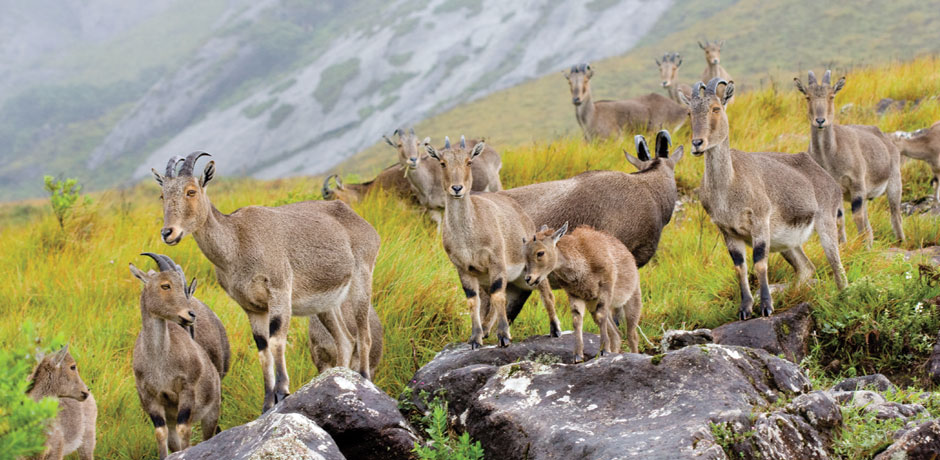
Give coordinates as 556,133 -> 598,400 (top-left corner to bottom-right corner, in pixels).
914,302 -> 924,314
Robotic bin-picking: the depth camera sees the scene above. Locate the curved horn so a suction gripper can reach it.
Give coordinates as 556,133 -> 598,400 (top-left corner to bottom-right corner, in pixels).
655,130 -> 672,158
322,174 -> 336,197
807,70 -> 817,86
634,135 -> 651,162
444,136 -> 451,149
460,135 -> 466,149
165,156 -> 184,178
692,81 -> 706,97
179,151 -> 211,177
822,70 -> 832,85
141,252 -> 174,273
705,77 -> 727,95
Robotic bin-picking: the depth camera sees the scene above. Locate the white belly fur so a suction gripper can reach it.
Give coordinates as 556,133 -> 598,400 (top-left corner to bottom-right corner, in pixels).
292,282 -> 351,317
769,221 -> 814,252
868,181 -> 888,199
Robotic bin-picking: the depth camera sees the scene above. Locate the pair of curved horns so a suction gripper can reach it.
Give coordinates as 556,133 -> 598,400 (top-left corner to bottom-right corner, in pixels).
691,78 -> 730,98
164,151 -> 211,178
140,253 -> 195,298
568,63 -> 591,74
633,130 -> 672,161
322,174 -> 344,195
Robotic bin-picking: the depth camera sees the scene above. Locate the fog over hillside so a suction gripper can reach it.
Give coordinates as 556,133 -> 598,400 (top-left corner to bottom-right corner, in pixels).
0,0 -> 669,200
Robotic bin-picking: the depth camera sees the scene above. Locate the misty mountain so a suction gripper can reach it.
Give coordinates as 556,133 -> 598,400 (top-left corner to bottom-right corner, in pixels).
0,0 -> 670,200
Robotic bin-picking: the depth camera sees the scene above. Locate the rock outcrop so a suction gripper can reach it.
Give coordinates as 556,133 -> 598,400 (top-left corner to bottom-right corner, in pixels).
661,328 -> 713,352
831,374 -> 896,393
874,419 -> 940,460
712,302 -> 814,362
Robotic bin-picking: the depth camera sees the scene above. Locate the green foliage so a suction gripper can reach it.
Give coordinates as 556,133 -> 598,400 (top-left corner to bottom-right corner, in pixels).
43,176 -> 88,229
241,98 -> 278,119
0,323 -> 63,459
708,421 -> 755,458
313,58 -> 361,113
412,392 -> 484,460
267,104 -> 296,130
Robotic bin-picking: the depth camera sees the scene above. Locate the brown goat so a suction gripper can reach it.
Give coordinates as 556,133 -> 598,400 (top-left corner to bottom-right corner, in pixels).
523,223 -> 642,361
680,78 -> 847,320
893,121 -> 940,201
129,253 -> 229,458
564,63 -> 686,140
152,152 -> 382,414
698,40 -> 734,103
794,70 -> 905,246
321,163 -> 413,204
497,130 -> 682,331
26,347 -> 97,460
656,52 -> 692,104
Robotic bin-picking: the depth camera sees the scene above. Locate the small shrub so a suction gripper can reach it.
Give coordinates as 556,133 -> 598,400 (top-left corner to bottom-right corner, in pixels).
0,323 -> 63,458
413,396 -> 484,460
42,176 -> 89,229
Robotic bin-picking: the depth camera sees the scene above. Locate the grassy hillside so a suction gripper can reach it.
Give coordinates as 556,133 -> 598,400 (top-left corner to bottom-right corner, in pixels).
3,56 -> 940,458
342,0 -> 940,175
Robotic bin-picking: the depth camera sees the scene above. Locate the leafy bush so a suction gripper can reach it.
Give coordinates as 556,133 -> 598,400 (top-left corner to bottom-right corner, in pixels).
0,323 -> 62,458
43,176 -> 89,229
412,396 -> 484,460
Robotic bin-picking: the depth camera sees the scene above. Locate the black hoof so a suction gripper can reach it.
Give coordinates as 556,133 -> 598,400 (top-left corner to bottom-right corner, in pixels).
498,335 -> 511,348
761,304 -> 774,317
469,340 -> 482,350
549,321 -> 561,338
738,309 -> 752,321
574,355 -> 584,364
274,391 -> 289,404
599,350 -> 608,357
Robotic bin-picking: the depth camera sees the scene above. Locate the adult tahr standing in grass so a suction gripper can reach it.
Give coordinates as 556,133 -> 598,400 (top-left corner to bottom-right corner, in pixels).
679,78 -> 847,320
564,63 -> 686,141
321,164 -> 413,204
794,70 -> 905,246
26,347 -> 97,460
656,52 -> 692,104
152,152 -> 382,413
427,136 -> 562,349
129,254 -> 229,459
497,130 -> 682,330
382,128 -> 502,229
523,222 -> 643,362
698,40 -> 734,104
893,121 -> 940,201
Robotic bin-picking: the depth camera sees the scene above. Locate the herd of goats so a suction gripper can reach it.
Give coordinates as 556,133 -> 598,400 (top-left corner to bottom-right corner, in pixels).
23,41 -> 940,459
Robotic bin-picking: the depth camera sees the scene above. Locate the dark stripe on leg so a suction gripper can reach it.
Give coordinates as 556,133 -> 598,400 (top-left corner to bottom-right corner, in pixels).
489,278 -> 503,292
253,334 -> 268,351
269,316 -> 282,336
753,242 -> 767,263
730,249 -> 745,266
851,197 -> 863,212
176,408 -> 191,425
462,286 -> 477,298
149,414 -> 166,428
837,209 -> 843,218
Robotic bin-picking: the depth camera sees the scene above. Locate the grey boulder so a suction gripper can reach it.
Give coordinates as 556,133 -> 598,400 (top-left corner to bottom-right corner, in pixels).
661,328 -> 713,352
831,374 -> 896,393
712,302 -> 814,362
875,419 -> 940,460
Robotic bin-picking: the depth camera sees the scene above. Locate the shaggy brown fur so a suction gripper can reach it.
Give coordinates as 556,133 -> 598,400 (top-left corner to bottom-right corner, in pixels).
893,121 -> 940,201
427,137 -> 561,349
681,78 -> 847,320
564,63 -> 686,140
26,347 -> 97,460
321,163 -> 413,204
795,70 -> 905,246
523,224 -> 642,361
152,152 -> 382,414
129,254 -> 229,458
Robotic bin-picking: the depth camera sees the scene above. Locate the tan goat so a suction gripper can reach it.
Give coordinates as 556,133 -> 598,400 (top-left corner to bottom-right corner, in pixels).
321,163 -> 413,204
893,121 -> 940,201
523,223 -> 642,361
564,63 -> 686,140
129,253 -> 229,458
426,136 -> 561,348
656,52 -> 692,104
794,70 -> 905,246
26,347 -> 97,460
383,129 -> 502,228
497,130 -> 683,327
698,40 -> 734,103
152,152 -> 382,414
680,78 -> 847,319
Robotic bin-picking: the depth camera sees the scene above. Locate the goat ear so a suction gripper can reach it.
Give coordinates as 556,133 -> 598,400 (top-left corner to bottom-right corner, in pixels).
623,149 -> 644,170
424,137 -> 440,161
151,168 -> 164,186
201,161 -> 215,187
677,58 -> 682,67
585,65 -> 594,79
383,135 -> 396,147
470,141 -> 485,158
677,90 -> 692,107
655,58 -> 660,66
186,278 -> 197,298
793,78 -> 807,95
698,41 -> 705,49
552,222 -> 569,243
670,145 -> 685,165
717,40 -> 724,48
721,81 -> 735,105
833,76 -> 846,94
562,70 -> 570,80
53,346 -> 69,366
129,263 -> 149,283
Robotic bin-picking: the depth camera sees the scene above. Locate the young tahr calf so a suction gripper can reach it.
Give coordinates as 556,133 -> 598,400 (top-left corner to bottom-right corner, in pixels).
523,223 -> 643,362
26,346 -> 97,460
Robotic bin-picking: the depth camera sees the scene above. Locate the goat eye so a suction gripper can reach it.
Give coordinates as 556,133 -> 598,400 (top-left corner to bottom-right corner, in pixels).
70,365 -> 76,371
159,194 -> 163,200
712,107 -> 721,113
161,283 -> 171,290
186,190 -> 196,197
537,251 -> 545,258
440,163 -> 446,168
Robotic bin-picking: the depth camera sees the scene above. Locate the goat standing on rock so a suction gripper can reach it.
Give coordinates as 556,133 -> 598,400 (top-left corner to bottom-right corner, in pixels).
523,221 -> 642,362
26,346 -> 97,460
152,151 -> 382,414
795,70 -> 905,246
680,78 -> 847,320
129,253 -> 229,459
428,136 -> 562,349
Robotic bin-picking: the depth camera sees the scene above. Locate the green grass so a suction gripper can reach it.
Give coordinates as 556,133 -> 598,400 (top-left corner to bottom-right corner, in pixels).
2,56 -> 940,458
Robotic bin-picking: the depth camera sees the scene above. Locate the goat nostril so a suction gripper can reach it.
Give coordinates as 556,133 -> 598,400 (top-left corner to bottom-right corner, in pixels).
161,228 -> 172,238
691,139 -> 704,148
815,118 -> 826,125
188,311 -> 196,319
451,185 -> 463,193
